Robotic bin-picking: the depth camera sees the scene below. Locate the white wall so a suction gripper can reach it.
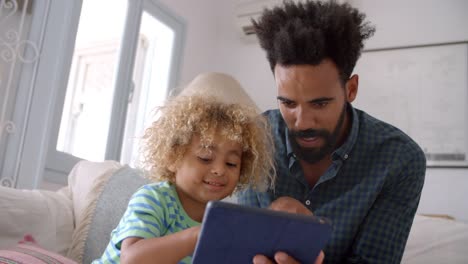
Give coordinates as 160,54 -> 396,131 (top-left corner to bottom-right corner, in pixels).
209,0 -> 468,222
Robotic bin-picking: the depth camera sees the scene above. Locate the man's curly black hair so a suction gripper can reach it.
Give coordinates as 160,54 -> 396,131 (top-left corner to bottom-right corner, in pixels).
253,0 -> 375,84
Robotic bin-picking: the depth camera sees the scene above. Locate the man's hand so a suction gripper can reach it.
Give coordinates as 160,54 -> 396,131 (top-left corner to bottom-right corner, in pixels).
253,197 -> 322,264
269,196 -> 312,215
252,251 -> 325,264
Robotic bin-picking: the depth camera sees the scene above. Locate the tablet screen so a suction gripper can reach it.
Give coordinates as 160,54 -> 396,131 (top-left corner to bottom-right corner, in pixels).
192,201 -> 332,264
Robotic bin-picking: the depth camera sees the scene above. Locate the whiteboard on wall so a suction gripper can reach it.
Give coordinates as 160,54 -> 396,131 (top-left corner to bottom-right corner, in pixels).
353,42 -> 468,167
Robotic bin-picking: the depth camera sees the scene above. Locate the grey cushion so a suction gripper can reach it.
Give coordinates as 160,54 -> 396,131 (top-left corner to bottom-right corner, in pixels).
82,166 -> 150,263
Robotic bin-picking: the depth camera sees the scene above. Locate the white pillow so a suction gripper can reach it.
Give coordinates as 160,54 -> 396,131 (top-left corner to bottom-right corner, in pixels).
0,186 -> 73,255
0,160 -> 121,257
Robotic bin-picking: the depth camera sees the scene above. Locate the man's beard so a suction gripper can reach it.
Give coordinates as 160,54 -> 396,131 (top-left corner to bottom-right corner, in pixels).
288,104 -> 347,164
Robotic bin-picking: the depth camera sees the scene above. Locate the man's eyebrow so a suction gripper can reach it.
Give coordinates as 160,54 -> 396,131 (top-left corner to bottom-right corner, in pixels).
277,96 -> 292,102
308,97 -> 334,104
277,96 -> 335,103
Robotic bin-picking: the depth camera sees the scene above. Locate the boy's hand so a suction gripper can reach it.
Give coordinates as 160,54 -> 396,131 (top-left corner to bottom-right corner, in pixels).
121,225 -> 202,264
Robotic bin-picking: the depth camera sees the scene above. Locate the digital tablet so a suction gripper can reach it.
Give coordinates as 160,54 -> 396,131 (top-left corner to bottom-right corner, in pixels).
192,201 -> 332,264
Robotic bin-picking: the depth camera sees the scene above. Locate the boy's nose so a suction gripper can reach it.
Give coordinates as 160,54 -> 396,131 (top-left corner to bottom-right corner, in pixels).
211,164 -> 225,176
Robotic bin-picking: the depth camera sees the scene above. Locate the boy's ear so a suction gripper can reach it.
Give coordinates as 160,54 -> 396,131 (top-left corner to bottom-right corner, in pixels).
168,162 -> 178,173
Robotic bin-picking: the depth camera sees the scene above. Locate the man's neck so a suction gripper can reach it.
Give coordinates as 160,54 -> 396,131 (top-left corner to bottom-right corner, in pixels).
336,104 -> 353,149
299,156 -> 332,188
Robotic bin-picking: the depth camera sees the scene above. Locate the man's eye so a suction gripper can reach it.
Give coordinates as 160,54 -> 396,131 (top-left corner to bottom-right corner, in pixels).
314,102 -> 328,108
281,101 -> 295,108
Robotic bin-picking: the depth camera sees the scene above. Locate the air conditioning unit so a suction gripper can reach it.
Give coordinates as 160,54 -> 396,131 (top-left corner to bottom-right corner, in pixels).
235,0 -> 303,42
235,0 -> 345,42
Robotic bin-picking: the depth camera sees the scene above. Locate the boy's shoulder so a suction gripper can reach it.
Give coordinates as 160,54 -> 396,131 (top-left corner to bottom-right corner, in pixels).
134,181 -> 178,204
144,181 -> 174,191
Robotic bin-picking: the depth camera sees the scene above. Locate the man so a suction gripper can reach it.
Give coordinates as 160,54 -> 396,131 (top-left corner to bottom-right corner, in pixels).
237,1 -> 426,263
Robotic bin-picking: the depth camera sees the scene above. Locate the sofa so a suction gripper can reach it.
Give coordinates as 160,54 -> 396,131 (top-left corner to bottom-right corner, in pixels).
2,160 -> 468,264
0,160 -> 144,263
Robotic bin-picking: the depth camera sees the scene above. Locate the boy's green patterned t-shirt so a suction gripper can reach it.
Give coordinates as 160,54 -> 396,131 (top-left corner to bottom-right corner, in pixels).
93,181 -> 200,264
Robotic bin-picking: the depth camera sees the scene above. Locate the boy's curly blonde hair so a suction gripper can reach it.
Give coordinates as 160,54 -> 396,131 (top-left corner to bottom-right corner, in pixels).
141,95 -> 275,192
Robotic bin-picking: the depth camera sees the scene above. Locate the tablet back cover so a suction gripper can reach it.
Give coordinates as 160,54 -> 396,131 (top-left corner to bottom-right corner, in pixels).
192,201 -> 332,264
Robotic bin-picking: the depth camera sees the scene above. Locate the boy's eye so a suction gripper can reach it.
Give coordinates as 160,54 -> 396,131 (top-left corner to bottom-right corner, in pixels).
198,156 -> 212,163
226,162 -> 238,168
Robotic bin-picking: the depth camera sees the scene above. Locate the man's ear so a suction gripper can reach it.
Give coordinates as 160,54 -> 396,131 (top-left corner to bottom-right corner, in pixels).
345,74 -> 359,103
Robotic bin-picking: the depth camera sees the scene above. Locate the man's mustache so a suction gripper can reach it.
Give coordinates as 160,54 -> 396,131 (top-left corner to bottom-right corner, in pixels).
289,129 -> 329,139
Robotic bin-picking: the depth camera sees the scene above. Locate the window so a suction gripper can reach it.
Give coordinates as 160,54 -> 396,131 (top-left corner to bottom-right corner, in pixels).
56,0 -> 127,162
48,0 -> 184,180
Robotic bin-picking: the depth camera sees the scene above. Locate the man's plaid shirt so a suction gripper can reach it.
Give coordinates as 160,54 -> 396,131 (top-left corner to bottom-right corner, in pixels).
238,104 -> 426,263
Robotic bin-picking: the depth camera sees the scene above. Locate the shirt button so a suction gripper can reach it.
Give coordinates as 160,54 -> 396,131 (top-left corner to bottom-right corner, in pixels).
344,154 -> 349,160
305,200 -> 311,206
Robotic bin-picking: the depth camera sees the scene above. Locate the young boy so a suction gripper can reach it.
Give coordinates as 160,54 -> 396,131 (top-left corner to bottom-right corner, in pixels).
93,94 -> 275,264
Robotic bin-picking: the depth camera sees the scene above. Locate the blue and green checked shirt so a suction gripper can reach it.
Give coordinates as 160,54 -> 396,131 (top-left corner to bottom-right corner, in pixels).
238,104 -> 426,263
